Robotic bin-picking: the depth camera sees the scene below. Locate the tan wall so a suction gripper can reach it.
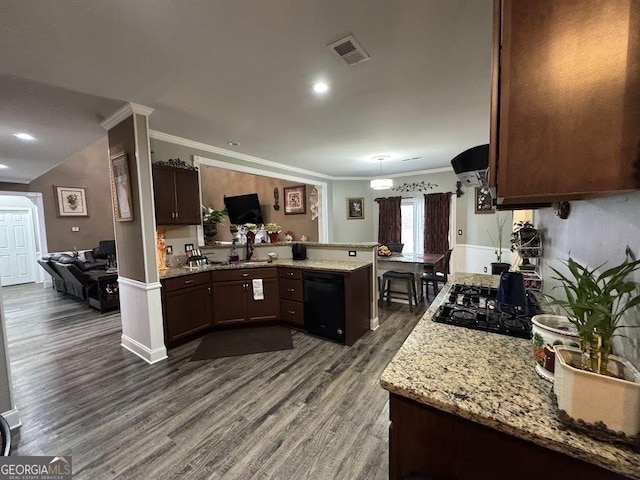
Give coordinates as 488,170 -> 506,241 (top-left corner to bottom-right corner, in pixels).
201,165 -> 318,242
107,116 -> 146,282
28,137 -> 114,252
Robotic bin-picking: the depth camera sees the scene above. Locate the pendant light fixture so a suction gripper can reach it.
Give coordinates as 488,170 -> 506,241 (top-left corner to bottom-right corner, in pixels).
370,155 -> 393,190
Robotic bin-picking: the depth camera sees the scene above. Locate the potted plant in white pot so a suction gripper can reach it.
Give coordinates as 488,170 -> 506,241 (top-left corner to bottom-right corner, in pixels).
547,247 -> 640,437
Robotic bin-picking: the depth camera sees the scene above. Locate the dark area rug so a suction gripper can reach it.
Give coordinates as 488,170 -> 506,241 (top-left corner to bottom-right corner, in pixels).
190,325 -> 293,361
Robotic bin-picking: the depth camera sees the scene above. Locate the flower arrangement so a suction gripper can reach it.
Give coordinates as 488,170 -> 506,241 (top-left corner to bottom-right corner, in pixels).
243,223 -> 258,232
264,223 -> 281,234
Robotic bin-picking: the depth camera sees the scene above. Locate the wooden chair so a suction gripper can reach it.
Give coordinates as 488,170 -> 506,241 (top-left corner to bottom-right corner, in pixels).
381,271 -> 419,313
420,249 -> 453,302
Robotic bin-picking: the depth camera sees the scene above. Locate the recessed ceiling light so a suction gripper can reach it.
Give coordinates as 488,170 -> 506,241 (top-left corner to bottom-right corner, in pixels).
14,133 -> 35,141
372,155 -> 391,162
0,164 -> 8,169
313,82 -> 329,94
227,141 -> 240,146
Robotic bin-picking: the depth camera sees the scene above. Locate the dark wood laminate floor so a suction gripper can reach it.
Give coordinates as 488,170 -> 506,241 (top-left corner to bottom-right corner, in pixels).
2,283 -> 424,480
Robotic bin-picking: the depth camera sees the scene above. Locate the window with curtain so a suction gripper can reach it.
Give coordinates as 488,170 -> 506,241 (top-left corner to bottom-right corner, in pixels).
400,197 -> 424,254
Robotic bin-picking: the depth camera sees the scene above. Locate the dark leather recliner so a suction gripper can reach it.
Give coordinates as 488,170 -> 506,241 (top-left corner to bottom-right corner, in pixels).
37,255 -> 66,293
49,254 -> 91,300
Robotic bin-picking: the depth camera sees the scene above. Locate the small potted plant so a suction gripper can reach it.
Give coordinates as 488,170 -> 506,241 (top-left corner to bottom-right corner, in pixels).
547,247 -> 640,437
201,205 -> 227,244
264,223 -> 281,243
488,212 -> 510,275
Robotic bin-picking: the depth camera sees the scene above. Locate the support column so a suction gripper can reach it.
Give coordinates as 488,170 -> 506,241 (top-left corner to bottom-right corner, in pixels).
102,103 -> 166,364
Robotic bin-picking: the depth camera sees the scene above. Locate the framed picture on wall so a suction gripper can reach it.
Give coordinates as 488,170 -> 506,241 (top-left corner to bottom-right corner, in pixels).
109,152 -> 134,222
284,185 -> 306,215
54,186 -> 89,217
475,187 -> 494,214
346,197 -> 364,220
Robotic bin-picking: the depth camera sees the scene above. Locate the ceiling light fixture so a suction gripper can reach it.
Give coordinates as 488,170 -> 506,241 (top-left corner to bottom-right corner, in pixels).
0,164 -> 8,169
370,156 -> 393,190
14,133 -> 35,141
227,141 -> 240,146
313,82 -> 329,94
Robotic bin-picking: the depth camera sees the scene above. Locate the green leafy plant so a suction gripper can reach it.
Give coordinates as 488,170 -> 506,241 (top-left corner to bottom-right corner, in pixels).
202,205 -> 227,224
546,247 -> 640,374
243,223 -> 258,232
264,223 -> 281,234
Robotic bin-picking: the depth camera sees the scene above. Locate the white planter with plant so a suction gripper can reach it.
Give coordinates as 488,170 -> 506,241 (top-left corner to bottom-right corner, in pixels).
547,247 -> 640,437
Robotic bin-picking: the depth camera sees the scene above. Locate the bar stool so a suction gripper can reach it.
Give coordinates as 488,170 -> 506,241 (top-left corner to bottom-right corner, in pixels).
381,271 -> 419,312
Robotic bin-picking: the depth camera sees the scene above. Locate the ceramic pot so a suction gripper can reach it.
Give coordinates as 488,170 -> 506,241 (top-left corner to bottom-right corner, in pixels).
531,314 -> 579,382
268,232 -> 279,243
554,346 -> 640,437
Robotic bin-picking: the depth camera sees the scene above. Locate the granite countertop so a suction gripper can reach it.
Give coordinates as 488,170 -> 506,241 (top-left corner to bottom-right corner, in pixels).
202,241 -> 379,249
159,258 -> 372,280
380,272 -> 640,479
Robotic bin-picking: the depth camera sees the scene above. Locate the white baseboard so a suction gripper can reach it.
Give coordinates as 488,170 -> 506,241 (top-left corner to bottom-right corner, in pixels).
2,408 -> 21,430
121,334 -> 167,364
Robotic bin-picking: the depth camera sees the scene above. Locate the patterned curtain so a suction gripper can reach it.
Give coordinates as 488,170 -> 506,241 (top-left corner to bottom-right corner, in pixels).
424,193 -> 452,264
376,196 -> 402,243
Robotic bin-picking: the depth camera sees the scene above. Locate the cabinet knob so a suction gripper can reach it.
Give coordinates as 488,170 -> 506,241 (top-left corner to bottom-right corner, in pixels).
288,310 -> 295,315
288,272 -> 294,276
287,288 -> 295,292
242,273 -> 250,277
207,287 -> 211,295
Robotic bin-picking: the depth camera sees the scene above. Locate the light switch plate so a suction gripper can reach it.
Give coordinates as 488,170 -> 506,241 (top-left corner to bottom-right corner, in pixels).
458,229 -> 463,235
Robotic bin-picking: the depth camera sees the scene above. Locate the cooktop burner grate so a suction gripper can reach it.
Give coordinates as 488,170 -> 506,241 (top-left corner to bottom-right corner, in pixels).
433,283 -> 540,339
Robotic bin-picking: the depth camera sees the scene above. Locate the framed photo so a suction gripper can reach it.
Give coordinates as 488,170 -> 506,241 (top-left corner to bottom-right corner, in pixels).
475,187 -> 494,214
54,186 -> 88,217
109,152 -> 134,222
165,245 -> 173,255
284,185 -> 306,215
346,197 -> 365,220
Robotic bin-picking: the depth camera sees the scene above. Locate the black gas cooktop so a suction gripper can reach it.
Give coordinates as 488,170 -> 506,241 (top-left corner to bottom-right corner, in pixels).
433,283 -> 540,339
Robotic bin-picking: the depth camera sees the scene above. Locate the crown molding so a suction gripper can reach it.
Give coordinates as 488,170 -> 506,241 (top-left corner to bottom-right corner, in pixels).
150,130 -> 454,181
101,102 -> 155,130
149,130 -> 333,180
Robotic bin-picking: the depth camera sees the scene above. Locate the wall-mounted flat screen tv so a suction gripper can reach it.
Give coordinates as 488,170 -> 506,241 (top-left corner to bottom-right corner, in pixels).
223,193 -> 264,225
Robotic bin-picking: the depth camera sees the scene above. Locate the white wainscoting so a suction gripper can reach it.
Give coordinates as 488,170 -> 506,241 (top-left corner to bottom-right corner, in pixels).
452,244 -> 512,275
118,276 -> 167,364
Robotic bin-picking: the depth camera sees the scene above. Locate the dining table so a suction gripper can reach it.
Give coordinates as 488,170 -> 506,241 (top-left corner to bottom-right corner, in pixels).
377,252 -> 446,302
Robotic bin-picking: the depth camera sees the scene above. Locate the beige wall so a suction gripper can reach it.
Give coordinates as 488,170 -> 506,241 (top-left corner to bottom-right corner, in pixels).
10,137 -> 115,253
201,165 -> 319,242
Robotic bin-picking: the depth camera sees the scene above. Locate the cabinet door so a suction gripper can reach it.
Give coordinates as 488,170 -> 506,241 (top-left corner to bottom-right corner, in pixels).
494,0 -> 640,205
246,277 -> 279,322
153,167 -> 177,224
174,169 -> 201,225
164,284 -> 212,346
212,280 -> 247,324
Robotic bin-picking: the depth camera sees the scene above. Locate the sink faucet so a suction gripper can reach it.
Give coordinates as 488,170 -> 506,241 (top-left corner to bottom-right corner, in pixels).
246,238 -> 254,261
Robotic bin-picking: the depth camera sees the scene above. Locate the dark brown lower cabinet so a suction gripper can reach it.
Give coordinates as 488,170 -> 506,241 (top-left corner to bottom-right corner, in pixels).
389,393 -> 628,480
161,272 -> 213,348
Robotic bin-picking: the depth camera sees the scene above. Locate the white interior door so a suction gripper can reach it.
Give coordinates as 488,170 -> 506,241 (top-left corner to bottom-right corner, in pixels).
0,209 -> 37,286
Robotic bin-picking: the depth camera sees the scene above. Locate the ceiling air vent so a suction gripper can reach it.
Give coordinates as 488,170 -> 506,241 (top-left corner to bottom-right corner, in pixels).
328,35 -> 370,66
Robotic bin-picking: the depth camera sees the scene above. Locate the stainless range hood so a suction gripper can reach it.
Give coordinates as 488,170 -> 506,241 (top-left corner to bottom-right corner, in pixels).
451,144 -> 489,187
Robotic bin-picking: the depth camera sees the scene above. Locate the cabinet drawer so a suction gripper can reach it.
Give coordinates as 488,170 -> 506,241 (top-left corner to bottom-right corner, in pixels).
280,278 -> 303,302
162,272 -> 210,292
279,267 -> 302,280
280,299 -> 304,328
211,267 -> 277,283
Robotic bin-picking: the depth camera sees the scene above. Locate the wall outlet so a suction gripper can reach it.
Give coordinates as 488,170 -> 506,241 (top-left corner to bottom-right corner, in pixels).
348,250 -> 356,257
483,266 -> 488,273
458,229 -> 463,236
71,226 -> 79,232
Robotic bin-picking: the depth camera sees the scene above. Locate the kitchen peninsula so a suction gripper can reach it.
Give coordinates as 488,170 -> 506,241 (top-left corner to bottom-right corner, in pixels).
159,242 -> 377,349
380,273 -> 640,480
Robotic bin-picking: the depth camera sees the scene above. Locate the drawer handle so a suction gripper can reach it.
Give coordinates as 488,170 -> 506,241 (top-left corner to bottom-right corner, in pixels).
184,280 -> 195,285
242,273 -> 250,277
287,272 -> 294,276
287,288 -> 295,292
288,310 -> 296,314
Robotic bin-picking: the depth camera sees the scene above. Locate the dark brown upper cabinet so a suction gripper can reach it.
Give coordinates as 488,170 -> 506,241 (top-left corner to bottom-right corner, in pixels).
152,164 -> 201,225
489,0 -> 640,207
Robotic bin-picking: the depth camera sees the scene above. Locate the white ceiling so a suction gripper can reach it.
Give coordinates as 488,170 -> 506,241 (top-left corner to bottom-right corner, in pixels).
0,0 -> 493,182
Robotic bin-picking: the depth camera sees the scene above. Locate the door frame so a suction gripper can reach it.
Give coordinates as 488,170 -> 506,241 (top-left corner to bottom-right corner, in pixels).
0,207 -> 38,286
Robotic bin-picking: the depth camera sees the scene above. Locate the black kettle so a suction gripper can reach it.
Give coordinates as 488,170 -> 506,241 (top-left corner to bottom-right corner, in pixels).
292,243 -> 307,260
496,271 -> 527,307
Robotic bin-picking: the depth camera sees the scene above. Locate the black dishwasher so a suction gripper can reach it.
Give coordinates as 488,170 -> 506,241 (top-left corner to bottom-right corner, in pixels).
303,271 -> 345,343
